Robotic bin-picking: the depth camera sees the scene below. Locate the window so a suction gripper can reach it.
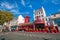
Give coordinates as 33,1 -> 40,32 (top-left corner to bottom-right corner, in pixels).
46,18 -> 47,21
42,18 -> 44,21
49,18 -> 51,21
54,14 -> 56,17
39,12 -> 40,14
41,11 -> 43,14
35,13 -> 36,15
41,15 -> 44,17
47,23 -> 48,25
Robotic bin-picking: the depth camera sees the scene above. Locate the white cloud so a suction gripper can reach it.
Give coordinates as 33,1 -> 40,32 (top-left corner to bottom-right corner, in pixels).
1,2 -> 14,9
10,10 -> 17,12
26,12 -> 29,14
33,10 -> 35,13
43,0 -> 48,4
10,10 -> 20,14
14,1 -> 19,8
21,0 -> 25,6
6,5 -> 14,9
0,2 -> 20,14
43,0 -> 60,4
52,0 -> 59,4
29,5 -> 32,9
58,9 -> 60,12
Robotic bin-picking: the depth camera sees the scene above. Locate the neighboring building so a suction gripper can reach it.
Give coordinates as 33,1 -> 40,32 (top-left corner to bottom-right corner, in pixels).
17,15 -> 24,25
46,16 -> 53,26
3,18 -> 17,31
5,15 -> 29,26
50,13 -> 60,19
24,16 -> 30,23
10,19 -> 17,26
0,25 -> 4,32
33,6 -> 59,26
45,13 -> 60,26
33,6 -> 47,26
50,13 -> 60,26
8,15 -> 25,26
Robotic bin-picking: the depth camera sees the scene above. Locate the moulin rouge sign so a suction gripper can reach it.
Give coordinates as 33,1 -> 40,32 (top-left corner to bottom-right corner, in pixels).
34,16 -> 45,24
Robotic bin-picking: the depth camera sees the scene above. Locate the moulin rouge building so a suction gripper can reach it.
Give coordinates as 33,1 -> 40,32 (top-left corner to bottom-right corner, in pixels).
4,6 -> 59,33
16,6 -> 54,31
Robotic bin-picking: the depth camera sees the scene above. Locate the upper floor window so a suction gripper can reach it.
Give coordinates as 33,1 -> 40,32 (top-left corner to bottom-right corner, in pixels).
49,18 -> 51,21
42,18 -> 44,21
39,12 -> 40,14
54,14 -> 56,17
41,15 -> 44,17
41,11 -> 43,14
46,18 -> 47,21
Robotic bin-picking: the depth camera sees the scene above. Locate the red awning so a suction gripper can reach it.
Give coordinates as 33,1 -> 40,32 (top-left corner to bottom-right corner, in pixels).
34,20 -> 45,24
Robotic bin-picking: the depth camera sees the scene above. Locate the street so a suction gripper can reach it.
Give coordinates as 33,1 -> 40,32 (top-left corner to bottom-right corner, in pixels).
0,32 -> 60,40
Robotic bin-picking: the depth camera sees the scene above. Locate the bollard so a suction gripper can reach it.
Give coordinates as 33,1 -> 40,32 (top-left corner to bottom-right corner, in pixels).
25,28 -> 29,32
1,38 -> 5,40
14,30 -> 18,32
44,39 -> 48,40
50,29 -> 55,33
42,38 -> 49,40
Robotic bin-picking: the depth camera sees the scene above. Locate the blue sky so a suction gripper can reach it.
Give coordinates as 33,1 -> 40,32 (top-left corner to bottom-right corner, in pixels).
0,0 -> 60,22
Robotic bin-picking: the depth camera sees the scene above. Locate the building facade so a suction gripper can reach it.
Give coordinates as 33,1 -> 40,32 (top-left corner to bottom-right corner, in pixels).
50,13 -> 60,26
33,6 -> 48,26
46,16 -> 53,26
17,15 -> 24,25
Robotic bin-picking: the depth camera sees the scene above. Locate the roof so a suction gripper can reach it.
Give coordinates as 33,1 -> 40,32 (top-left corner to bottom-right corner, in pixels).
34,6 -> 44,13
17,15 -> 24,24
34,20 -> 45,24
51,12 -> 60,15
18,22 -> 33,26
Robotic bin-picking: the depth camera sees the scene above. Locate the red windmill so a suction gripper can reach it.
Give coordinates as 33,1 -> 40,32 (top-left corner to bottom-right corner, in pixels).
24,16 -> 30,23
23,12 -> 30,23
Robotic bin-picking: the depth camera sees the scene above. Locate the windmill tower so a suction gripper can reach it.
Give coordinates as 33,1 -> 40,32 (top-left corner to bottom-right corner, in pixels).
17,12 -> 30,24
24,12 -> 30,23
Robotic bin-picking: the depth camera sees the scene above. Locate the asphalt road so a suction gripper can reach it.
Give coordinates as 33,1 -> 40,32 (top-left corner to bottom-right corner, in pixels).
0,32 -> 60,40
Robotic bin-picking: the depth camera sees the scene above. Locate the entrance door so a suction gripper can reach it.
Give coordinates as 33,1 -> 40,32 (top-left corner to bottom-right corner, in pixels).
35,24 -> 44,30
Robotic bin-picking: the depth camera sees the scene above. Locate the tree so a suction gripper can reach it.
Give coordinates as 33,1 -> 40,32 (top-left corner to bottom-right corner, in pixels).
0,10 -> 13,25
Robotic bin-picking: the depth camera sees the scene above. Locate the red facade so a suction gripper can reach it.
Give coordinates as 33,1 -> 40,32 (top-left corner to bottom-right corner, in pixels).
24,16 -> 30,23
17,16 -> 59,33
